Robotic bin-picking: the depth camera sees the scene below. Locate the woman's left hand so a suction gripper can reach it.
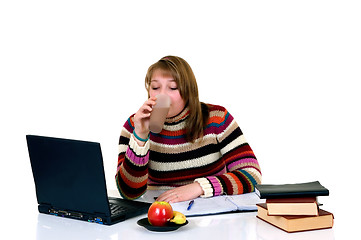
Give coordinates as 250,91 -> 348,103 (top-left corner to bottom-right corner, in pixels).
156,182 -> 204,203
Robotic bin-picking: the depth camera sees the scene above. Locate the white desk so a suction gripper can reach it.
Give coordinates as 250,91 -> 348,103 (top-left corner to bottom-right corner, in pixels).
32,189 -> 336,240
5,190 -> 342,240
34,211 -> 335,240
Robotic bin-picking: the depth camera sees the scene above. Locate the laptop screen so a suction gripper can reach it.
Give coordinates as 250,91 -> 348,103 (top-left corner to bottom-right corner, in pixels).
26,135 -> 111,217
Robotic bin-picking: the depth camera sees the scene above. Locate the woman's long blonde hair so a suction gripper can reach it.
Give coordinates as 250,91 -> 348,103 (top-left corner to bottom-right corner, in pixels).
145,56 -> 209,142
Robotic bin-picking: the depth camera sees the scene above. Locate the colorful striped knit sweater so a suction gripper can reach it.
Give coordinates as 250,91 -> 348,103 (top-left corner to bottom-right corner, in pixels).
116,104 -> 262,200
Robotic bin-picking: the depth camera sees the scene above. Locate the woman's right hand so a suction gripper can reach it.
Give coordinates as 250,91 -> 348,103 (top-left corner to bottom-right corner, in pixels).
133,96 -> 157,142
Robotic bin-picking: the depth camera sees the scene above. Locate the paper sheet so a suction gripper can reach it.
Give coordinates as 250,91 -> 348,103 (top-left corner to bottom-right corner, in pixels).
137,190 -> 265,217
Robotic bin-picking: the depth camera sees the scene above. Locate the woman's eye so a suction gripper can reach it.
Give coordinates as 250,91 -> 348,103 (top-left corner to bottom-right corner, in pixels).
170,87 -> 178,90
151,87 -> 159,90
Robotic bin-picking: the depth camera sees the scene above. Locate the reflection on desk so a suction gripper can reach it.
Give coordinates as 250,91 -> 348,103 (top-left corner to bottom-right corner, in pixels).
35,211 -> 334,240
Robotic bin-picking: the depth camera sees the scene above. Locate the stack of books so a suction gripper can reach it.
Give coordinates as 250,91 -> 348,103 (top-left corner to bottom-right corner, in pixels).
255,181 -> 334,233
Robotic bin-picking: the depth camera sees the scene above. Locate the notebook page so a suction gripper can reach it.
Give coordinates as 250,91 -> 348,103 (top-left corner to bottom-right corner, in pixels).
225,192 -> 265,211
171,195 -> 238,216
134,190 -> 265,216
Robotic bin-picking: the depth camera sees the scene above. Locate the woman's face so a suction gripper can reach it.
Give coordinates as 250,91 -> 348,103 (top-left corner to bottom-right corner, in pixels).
149,69 -> 186,118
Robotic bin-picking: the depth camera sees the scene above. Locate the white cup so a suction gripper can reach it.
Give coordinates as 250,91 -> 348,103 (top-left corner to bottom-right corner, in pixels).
149,94 -> 171,133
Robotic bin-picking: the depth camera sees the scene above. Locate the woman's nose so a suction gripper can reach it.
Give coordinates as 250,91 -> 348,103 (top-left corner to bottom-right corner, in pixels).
159,88 -> 168,95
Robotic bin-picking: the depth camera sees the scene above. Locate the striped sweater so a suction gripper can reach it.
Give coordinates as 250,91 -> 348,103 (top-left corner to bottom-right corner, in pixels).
116,104 -> 262,200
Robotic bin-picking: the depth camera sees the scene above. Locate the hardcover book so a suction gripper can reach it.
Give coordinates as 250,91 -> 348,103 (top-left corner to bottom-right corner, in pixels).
266,197 -> 319,216
255,181 -> 329,199
257,203 -> 334,233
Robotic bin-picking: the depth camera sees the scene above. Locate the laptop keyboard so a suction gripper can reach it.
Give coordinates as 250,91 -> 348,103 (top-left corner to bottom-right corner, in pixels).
109,202 -> 127,216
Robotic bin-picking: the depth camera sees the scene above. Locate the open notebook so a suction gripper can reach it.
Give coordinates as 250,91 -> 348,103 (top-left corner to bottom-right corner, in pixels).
133,190 -> 265,217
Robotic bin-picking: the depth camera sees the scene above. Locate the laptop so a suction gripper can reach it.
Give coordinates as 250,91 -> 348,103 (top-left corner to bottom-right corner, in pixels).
26,135 -> 151,225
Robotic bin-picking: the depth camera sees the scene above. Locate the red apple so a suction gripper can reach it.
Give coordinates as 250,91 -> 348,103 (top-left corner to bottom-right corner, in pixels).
147,201 -> 173,226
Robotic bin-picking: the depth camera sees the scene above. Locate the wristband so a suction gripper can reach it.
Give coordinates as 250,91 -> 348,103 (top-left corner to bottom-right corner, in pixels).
133,131 -> 149,142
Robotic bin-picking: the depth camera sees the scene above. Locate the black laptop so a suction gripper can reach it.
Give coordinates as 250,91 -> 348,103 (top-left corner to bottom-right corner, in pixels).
26,135 -> 151,225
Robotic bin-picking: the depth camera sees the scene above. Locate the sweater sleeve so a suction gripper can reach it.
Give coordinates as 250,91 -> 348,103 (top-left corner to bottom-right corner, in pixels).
195,108 -> 262,197
115,116 -> 150,200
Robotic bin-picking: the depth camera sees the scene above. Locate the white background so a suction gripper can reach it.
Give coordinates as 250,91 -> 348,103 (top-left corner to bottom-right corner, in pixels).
1,0 -> 360,238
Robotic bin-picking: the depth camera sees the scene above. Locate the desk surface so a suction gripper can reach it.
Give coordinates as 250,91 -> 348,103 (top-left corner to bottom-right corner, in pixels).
7,190 -> 349,240
29,190 -> 337,240
34,210 -> 335,240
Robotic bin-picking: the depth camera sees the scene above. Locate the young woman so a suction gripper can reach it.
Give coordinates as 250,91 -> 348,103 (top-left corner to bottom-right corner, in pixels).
116,56 -> 262,203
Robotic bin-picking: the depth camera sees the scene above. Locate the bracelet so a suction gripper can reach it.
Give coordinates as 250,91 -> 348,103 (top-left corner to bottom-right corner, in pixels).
133,131 -> 149,142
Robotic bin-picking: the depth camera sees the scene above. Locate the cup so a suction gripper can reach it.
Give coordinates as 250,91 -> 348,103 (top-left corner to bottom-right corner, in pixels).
149,94 -> 171,133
